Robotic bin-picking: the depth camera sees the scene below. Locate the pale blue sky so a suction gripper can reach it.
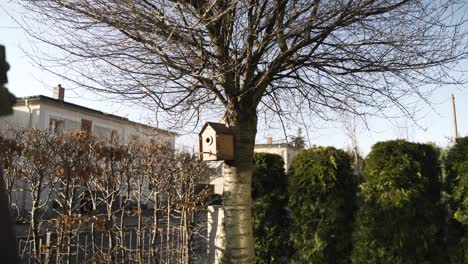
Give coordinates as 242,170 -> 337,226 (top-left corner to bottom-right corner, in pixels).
1,1 -> 468,155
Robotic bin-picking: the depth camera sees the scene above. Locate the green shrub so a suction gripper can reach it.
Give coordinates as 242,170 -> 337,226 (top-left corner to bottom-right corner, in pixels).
352,140 -> 444,264
444,137 -> 468,263
252,153 -> 289,264
289,146 -> 357,264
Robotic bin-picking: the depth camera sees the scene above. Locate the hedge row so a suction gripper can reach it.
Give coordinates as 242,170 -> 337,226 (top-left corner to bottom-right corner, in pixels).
0,128 -> 209,263
352,140 -> 445,263
288,147 -> 357,264
444,137 -> 468,263
252,153 -> 289,264
253,139 -> 467,264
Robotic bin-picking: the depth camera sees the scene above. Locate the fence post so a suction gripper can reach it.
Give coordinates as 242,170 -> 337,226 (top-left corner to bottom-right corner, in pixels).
75,233 -> 79,263
142,229 -> 145,262
38,238 -> 42,262
100,232 -> 104,261
129,230 -> 133,260
84,234 -> 88,263
45,232 -> 51,264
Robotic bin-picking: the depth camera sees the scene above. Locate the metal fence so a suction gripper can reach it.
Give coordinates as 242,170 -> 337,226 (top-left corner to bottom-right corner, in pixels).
17,224 -> 208,264
16,211 -> 208,264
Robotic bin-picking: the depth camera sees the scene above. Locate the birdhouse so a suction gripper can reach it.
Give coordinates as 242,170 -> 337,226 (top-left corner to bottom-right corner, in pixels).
199,122 -> 235,161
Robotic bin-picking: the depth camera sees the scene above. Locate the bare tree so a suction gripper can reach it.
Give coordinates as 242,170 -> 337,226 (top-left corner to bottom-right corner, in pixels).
0,128 -> 24,215
16,129 -> 58,260
17,0 -> 468,262
1,126 -> 210,263
91,136 -> 128,262
48,131 -> 97,263
141,143 -> 170,263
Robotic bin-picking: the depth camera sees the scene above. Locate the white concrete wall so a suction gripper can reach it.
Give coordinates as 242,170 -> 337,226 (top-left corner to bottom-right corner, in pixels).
0,104 -> 40,129
40,103 -> 175,147
254,145 -> 298,173
207,205 -> 225,264
122,122 -> 175,148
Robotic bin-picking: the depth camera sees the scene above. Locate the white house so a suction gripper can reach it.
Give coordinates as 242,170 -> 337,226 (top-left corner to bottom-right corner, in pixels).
206,136 -> 299,197
0,85 -> 176,147
0,85 -> 177,215
254,136 -> 300,174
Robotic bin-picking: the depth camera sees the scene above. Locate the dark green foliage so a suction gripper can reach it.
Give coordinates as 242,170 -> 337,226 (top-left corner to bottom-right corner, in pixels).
444,137 -> 468,263
252,153 -> 289,264
352,140 -> 445,264
0,45 -> 16,116
288,146 -> 357,264
290,128 -> 306,149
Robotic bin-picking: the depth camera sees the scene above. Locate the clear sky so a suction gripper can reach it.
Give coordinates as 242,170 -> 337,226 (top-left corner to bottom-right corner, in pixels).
2,1 -> 468,156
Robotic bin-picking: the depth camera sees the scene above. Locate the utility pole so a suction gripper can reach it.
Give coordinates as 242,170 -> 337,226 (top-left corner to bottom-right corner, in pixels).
451,94 -> 459,141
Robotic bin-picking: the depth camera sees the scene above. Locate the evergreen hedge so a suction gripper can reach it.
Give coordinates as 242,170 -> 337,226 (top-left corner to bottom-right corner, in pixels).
444,137 -> 468,263
352,140 -> 444,264
252,153 -> 289,264
288,146 -> 357,264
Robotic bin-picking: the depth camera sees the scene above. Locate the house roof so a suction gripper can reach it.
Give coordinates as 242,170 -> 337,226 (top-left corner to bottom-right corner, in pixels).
255,143 -> 298,149
200,122 -> 233,135
15,95 -> 177,136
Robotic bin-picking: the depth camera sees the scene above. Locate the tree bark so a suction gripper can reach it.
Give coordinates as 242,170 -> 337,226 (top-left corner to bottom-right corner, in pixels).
220,103 -> 258,263
31,177 -> 44,261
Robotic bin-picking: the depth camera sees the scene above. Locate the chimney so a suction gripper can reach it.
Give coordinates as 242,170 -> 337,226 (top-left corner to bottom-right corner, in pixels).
53,84 -> 65,101
266,135 -> 273,144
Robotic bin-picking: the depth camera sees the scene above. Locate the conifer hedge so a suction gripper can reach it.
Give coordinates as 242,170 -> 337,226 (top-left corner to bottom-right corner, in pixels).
288,146 -> 357,264
252,153 -> 289,264
352,140 -> 444,264
444,137 -> 468,263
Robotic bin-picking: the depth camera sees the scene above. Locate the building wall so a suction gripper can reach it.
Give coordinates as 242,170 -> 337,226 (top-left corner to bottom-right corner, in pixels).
254,145 -> 299,173
208,145 -> 299,196
0,104 -> 40,129
0,102 -> 175,148
0,101 -> 175,214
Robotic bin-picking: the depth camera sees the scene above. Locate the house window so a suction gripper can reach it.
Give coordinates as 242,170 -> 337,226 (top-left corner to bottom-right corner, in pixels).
65,120 -> 80,131
81,119 -> 92,133
49,118 -> 65,134
94,125 -> 111,139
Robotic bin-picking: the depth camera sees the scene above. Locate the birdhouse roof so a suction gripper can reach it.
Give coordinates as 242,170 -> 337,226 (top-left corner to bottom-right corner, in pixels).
200,122 -> 233,135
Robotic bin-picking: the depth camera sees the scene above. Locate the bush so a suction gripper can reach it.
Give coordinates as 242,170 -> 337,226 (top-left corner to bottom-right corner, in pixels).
444,137 -> 468,263
352,140 -> 444,264
0,127 -> 209,263
252,153 -> 289,264
288,146 -> 357,264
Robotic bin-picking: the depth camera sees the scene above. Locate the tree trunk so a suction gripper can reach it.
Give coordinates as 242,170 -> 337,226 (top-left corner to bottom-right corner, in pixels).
31,188 -> 41,260
31,173 -> 46,261
119,202 -> 127,264
151,191 -> 159,263
220,104 -> 257,263
166,196 -> 171,264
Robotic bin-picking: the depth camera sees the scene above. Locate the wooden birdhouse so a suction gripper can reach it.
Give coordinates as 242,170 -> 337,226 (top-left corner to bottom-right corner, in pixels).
199,122 -> 235,161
